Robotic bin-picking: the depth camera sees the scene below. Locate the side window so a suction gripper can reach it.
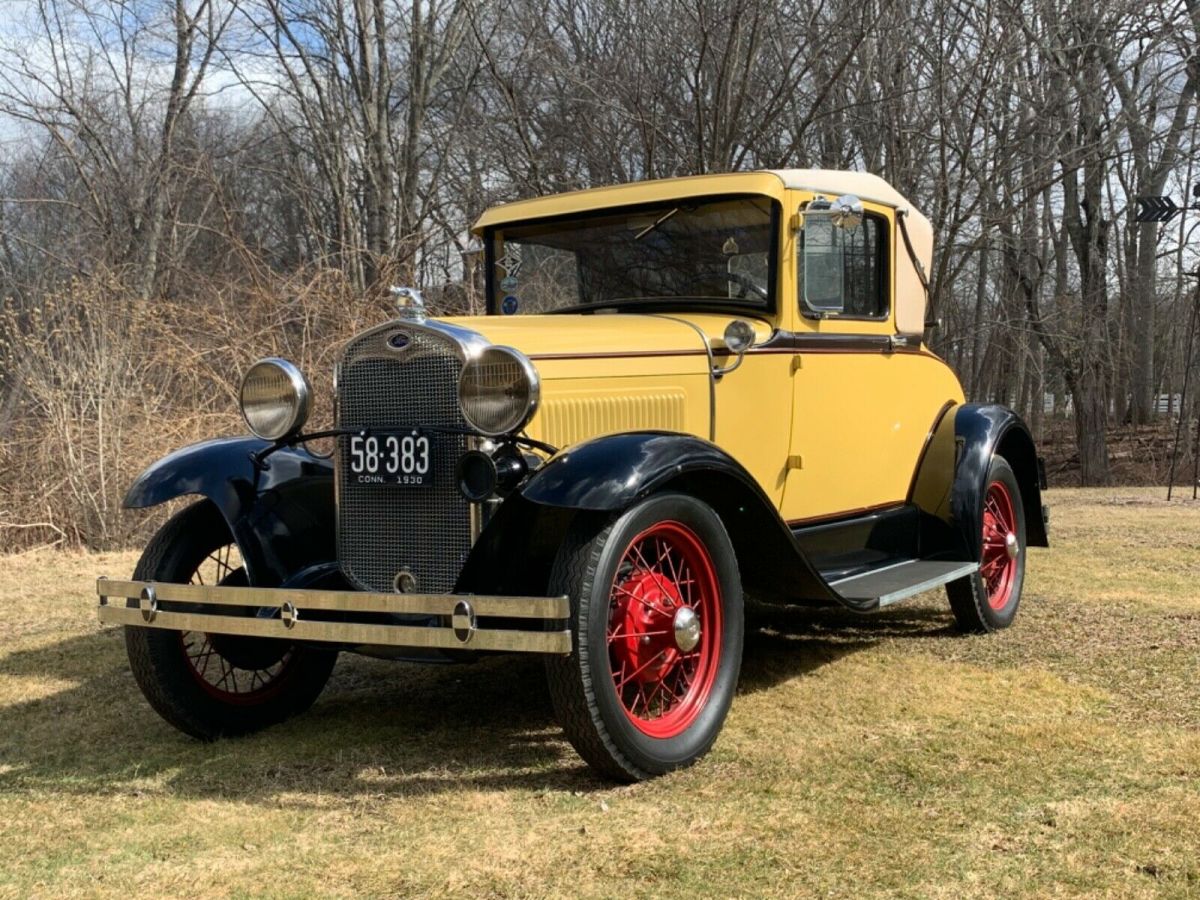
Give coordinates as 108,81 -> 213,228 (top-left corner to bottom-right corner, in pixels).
800,212 -> 887,319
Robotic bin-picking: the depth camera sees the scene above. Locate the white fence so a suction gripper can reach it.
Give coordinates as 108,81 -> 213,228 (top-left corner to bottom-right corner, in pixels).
1040,393 -> 1188,416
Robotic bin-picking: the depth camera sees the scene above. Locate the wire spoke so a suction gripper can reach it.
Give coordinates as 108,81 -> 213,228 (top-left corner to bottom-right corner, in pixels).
657,539 -> 682,594
611,629 -> 671,642
614,649 -> 668,691
606,523 -> 720,733
630,540 -> 657,577
614,582 -> 669,617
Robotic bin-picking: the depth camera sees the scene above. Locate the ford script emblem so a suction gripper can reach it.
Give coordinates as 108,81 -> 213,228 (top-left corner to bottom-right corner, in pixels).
387,331 -> 411,351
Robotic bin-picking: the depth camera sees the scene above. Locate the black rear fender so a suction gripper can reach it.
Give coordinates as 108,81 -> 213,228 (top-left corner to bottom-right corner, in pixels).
910,404 -> 1048,562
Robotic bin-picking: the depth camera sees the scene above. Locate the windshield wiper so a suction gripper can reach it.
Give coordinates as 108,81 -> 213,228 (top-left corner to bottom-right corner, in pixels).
547,296 -> 730,314
633,207 -> 679,241
546,300 -> 629,314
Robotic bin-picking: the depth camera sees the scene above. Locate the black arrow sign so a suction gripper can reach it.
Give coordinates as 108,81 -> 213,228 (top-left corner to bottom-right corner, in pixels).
1135,195 -> 1180,223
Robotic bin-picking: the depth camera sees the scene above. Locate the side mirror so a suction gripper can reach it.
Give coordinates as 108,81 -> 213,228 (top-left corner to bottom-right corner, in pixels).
829,194 -> 864,230
713,319 -> 755,378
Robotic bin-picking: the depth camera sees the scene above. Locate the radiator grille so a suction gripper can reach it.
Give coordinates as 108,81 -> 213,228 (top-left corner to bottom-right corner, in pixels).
336,327 -> 472,593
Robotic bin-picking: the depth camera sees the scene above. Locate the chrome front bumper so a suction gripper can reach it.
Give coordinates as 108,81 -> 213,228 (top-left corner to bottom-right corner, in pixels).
96,577 -> 572,655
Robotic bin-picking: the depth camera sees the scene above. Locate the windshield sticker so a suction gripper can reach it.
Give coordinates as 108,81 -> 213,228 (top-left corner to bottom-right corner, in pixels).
500,274 -> 518,292
501,295 -> 520,315
497,245 -> 523,277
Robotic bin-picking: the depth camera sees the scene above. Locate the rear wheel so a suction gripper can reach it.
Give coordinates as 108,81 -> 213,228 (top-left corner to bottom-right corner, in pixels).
947,456 -> 1027,632
124,501 -> 337,739
546,493 -> 744,781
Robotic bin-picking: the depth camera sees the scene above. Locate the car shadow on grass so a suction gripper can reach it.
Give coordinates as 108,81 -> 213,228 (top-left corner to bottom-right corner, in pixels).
0,600 -> 958,799
740,599 -> 957,694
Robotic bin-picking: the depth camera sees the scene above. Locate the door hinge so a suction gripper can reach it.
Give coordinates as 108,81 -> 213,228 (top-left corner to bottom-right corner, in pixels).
887,334 -> 921,352
790,355 -> 802,373
786,454 -> 804,470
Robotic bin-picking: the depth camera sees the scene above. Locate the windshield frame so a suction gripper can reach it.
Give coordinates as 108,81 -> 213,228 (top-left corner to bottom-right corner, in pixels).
482,193 -> 781,317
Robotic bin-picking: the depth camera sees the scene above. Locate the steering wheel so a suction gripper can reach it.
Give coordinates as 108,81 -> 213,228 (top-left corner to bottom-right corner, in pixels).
722,270 -> 769,301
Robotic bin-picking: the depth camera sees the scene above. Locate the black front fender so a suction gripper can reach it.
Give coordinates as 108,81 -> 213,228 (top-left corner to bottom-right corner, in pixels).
520,431 -> 759,511
124,437 -> 335,587
466,432 -> 852,608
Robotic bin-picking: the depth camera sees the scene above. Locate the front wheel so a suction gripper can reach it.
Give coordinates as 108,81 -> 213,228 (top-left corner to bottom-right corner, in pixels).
124,500 -> 338,739
947,456 -> 1027,632
545,493 -> 744,782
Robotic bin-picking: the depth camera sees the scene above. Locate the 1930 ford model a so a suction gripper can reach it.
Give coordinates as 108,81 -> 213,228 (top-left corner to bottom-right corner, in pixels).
98,170 -> 1048,781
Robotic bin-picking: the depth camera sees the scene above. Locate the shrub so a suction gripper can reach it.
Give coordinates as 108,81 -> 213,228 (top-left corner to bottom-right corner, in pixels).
0,269 -> 393,550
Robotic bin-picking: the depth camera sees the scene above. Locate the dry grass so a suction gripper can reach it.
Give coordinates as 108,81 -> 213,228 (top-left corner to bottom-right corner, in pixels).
0,487 -> 1198,898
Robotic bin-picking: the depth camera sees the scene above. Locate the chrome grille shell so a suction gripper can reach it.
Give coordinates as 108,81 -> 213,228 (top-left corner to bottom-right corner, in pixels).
335,319 -> 487,594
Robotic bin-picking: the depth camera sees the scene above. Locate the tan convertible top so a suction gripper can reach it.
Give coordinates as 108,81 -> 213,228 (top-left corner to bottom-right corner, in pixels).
766,169 -> 932,336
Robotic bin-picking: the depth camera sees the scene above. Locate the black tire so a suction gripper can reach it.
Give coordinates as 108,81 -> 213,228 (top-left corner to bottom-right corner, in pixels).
124,500 -> 337,739
947,456 -> 1027,633
545,493 -> 744,782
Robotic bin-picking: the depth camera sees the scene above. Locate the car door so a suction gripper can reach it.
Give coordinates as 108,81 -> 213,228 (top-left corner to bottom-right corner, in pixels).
780,200 -> 959,524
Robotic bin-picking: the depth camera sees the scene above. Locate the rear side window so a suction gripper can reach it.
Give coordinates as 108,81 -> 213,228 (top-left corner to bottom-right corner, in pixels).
800,213 -> 888,319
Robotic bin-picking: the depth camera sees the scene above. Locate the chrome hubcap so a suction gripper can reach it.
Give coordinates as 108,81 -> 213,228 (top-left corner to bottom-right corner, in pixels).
1004,532 -> 1019,560
673,606 -> 701,652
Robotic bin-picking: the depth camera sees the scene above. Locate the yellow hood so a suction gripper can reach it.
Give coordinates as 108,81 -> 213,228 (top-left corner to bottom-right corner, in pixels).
441,312 -> 751,446
444,313 -> 708,362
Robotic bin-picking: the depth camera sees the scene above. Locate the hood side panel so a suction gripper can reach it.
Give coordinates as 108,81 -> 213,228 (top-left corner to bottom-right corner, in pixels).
531,386 -> 691,449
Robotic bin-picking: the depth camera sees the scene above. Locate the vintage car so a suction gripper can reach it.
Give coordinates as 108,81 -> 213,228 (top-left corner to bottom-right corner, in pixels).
98,170 -> 1048,781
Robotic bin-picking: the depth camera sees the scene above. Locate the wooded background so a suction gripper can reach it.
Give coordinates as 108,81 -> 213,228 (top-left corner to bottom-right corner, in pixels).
0,0 -> 1197,548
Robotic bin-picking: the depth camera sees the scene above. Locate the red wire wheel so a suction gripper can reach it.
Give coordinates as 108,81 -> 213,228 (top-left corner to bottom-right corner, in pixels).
125,501 -> 337,740
180,633 -> 297,705
980,480 -> 1020,610
177,542 -> 299,705
605,520 -> 722,739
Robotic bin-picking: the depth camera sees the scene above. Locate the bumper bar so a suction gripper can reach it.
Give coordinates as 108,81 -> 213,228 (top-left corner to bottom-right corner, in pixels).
97,577 -> 572,655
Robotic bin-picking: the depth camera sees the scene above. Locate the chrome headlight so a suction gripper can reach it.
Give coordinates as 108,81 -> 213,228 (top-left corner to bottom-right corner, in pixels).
239,358 -> 311,441
458,346 -> 540,436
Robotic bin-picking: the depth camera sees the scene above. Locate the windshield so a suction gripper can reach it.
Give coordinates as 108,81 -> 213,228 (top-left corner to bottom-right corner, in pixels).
486,195 -> 777,315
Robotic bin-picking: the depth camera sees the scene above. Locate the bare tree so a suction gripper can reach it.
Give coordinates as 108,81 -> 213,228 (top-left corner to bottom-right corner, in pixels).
229,0 -> 474,289
0,0 -> 232,298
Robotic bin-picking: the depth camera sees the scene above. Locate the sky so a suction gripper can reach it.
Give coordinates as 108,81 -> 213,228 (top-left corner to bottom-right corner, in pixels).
0,0 -> 280,147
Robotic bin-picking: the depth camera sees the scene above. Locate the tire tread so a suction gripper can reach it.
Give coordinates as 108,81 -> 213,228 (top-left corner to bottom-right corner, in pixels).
544,514 -> 652,782
947,456 -> 1026,633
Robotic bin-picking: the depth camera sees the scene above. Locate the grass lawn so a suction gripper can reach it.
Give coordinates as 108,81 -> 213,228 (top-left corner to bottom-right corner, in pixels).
0,488 -> 1198,898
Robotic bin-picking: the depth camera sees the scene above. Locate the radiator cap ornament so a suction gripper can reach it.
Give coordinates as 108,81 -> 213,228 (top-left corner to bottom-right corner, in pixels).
390,285 -> 427,322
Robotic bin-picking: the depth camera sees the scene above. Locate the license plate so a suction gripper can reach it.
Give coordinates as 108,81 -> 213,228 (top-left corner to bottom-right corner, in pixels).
346,431 -> 434,487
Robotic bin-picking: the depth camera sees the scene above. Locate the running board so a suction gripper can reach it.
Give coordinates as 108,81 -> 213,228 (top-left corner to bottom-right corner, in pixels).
828,560 -> 979,608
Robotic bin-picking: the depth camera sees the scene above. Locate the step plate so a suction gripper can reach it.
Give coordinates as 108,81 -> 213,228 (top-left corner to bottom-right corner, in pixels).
830,560 -> 979,608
